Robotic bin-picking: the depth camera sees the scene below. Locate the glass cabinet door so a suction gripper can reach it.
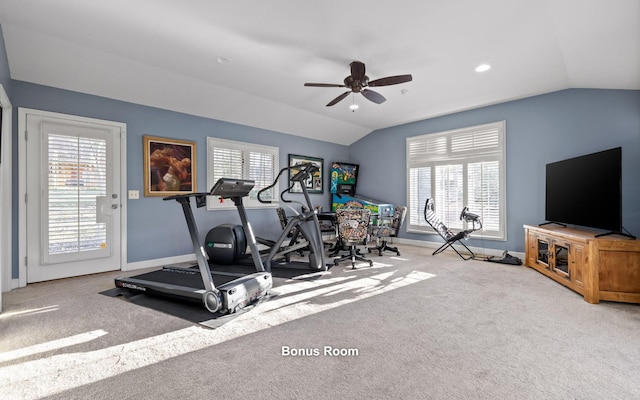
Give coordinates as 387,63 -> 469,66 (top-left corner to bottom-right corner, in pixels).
537,238 -> 550,269
552,241 -> 570,279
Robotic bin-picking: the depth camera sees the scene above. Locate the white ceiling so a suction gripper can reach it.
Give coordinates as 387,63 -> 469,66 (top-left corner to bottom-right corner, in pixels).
0,0 -> 638,145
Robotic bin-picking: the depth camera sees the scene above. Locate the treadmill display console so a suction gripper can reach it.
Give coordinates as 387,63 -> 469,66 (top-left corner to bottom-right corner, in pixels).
210,178 -> 255,198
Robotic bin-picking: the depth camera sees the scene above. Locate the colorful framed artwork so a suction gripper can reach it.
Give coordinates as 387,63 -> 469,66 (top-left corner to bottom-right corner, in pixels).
143,135 -> 196,197
288,154 -> 324,194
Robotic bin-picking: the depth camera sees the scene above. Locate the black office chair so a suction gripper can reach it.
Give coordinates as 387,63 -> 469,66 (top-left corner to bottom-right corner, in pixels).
333,208 -> 374,269
423,198 -> 480,260
301,205 -> 335,247
276,207 -> 298,238
368,205 -> 407,256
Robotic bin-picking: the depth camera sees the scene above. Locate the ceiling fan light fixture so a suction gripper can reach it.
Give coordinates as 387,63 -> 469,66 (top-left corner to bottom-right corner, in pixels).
350,94 -> 359,111
475,64 -> 491,72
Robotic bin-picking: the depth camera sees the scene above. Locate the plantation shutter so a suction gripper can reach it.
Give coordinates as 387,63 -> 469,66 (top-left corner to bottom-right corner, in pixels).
248,150 -> 277,202
406,121 -> 506,240
468,160 -> 501,232
211,146 -> 243,181
207,137 -> 279,209
408,166 -> 431,227
44,132 -> 108,263
434,164 -> 464,230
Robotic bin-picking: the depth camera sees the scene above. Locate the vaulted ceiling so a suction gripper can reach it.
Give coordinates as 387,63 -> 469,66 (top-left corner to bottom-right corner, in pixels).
0,0 -> 638,145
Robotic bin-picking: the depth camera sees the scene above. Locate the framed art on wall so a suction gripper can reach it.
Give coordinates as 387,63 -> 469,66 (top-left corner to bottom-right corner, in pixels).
288,154 -> 323,194
143,135 -> 196,197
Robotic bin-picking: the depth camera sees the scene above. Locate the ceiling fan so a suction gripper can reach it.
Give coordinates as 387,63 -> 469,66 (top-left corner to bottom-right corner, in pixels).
304,61 -> 413,107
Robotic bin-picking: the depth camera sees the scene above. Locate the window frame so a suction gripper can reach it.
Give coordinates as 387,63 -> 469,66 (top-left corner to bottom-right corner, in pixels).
206,137 -> 279,210
406,121 -> 507,241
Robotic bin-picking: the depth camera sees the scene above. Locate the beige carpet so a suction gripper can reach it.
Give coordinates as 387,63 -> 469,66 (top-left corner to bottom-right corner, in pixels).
1,244 -> 639,399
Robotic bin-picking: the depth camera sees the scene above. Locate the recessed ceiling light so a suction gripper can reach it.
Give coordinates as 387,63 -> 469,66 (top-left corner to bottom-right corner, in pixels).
401,89 -> 409,95
217,57 -> 232,64
475,64 -> 491,72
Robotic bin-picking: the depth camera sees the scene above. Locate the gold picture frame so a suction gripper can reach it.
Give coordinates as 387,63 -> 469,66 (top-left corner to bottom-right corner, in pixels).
143,135 -> 196,197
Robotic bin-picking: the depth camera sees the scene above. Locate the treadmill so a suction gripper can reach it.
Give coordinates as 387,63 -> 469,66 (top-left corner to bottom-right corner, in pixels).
114,178 -> 273,314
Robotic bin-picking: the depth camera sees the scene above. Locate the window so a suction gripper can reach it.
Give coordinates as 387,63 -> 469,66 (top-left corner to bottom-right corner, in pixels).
406,121 -> 506,240
45,131 -> 109,262
206,137 -> 279,210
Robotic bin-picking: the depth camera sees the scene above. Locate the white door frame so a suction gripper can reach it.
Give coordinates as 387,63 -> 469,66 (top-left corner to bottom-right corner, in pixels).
18,108 -> 127,287
0,85 -> 12,312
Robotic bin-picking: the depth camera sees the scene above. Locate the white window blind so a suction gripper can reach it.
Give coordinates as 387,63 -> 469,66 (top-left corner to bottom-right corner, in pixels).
207,137 -> 279,209
46,133 -> 108,259
406,121 -> 506,240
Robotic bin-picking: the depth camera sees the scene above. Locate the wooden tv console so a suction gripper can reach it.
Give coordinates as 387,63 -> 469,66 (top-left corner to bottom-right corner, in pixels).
524,224 -> 640,304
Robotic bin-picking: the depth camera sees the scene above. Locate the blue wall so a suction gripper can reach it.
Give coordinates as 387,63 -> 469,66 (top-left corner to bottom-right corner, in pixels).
350,89 -> 640,252
9,81 -> 348,273
3,19 -> 639,278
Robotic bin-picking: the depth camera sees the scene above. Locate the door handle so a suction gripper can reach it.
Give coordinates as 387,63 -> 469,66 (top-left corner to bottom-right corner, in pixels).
96,196 -> 119,223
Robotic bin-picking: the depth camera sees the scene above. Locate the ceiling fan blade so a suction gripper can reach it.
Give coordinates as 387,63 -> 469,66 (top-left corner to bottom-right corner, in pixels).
350,61 -> 366,82
368,74 -> 413,87
361,89 -> 386,104
304,83 -> 346,88
326,91 -> 351,107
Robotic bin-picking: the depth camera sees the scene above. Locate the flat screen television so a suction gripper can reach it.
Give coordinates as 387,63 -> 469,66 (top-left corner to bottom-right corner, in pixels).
545,147 -> 622,233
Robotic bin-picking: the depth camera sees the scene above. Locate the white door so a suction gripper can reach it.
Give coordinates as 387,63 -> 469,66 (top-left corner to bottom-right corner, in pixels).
22,109 -> 125,283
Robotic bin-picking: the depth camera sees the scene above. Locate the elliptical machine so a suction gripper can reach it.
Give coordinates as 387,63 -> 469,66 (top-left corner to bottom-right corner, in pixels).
257,163 -> 327,272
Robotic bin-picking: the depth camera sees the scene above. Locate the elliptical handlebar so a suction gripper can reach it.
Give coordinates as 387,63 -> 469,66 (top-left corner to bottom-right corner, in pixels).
257,163 -> 319,204
257,167 -> 287,204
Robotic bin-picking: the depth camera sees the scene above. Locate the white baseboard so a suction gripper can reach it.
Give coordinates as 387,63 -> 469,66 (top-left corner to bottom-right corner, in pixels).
124,254 -> 196,272
122,240 -> 525,272
393,237 -> 525,260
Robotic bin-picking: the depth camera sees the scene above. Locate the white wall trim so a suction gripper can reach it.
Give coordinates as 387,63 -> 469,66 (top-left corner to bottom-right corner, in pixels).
125,254 -> 196,272
124,245 -> 515,269
125,240 -> 524,273
392,237 -> 524,260
0,84 -> 13,301
17,109 -> 25,288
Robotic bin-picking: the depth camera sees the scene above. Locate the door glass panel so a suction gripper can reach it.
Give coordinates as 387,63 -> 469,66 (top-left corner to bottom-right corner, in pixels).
537,239 -> 549,266
45,132 -> 108,263
554,244 -> 569,275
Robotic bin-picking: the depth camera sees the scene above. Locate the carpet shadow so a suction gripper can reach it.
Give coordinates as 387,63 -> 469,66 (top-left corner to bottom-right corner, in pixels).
101,287 -> 281,329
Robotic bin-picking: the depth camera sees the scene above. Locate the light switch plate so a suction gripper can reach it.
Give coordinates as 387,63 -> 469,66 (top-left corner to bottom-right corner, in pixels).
128,190 -> 140,200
